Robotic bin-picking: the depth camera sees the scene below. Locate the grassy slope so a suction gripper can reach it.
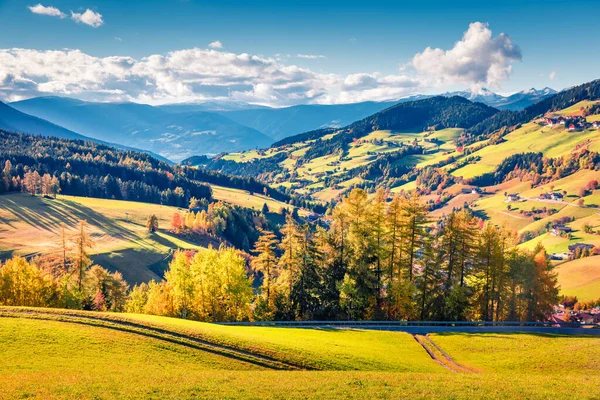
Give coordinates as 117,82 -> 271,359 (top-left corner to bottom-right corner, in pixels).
554,255 -> 600,301
211,184 -> 308,216
431,332 -> 600,375
1,309 -> 599,399
0,193 -> 206,285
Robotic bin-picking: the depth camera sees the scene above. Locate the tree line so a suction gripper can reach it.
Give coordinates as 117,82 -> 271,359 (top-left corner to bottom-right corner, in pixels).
129,188 -> 559,322
0,130 -> 212,206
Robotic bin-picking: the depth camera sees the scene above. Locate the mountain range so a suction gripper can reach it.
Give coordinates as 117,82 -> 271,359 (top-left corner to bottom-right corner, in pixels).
2,87 -> 556,162
9,97 -> 272,162
443,87 -> 557,111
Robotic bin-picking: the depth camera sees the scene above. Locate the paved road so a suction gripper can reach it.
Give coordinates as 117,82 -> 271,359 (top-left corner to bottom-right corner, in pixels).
221,323 -> 600,336
328,325 -> 600,335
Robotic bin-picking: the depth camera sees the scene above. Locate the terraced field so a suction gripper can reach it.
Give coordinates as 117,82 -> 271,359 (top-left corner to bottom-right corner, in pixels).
1,307 -> 599,399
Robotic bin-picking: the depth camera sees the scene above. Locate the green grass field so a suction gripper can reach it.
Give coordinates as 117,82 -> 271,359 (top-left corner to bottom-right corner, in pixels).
1,307 -> 599,399
0,193 -> 209,285
554,256 -> 600,301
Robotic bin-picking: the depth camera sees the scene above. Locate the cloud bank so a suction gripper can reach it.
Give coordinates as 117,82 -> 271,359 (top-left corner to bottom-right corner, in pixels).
0,22 -> 520,105
412,22 -> 522,90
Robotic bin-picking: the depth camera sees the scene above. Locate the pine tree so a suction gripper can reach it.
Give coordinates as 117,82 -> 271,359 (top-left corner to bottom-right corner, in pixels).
73,220 -> 94,292
399,192 -> 430,282
342,189 -> 377,318
251,228 -> 279,308
292,224 -> 321,319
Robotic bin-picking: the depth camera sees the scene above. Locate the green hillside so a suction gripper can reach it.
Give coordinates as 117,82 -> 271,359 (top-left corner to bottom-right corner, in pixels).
201,81 -> 600,283
0,193 -> 208,285
1,308 -> 599,399
0,189 -> 298,285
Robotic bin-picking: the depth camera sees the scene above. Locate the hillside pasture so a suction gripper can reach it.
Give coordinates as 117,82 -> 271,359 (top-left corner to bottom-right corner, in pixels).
0,193 -> 205,284
554,256 -> 600,301
1,308 -> 600,399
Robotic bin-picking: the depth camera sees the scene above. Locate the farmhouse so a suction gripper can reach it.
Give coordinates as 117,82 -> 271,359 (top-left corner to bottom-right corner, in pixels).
540,192 -> 563,200
461,187 -> 481,194
550,225 -> 572,236
506,193 -> 520,202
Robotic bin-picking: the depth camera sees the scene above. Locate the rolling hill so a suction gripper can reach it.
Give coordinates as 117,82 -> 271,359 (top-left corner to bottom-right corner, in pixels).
10,97 -> 273,162
194,79 -> 600,294
1,308 -> 599,399
220,100 -> 402,140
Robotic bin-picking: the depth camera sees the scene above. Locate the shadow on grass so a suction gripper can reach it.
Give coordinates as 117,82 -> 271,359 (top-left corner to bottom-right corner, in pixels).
0,194 -> 138,242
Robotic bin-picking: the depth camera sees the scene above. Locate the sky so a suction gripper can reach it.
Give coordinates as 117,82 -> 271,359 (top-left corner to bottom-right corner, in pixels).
0,0 -> 599,106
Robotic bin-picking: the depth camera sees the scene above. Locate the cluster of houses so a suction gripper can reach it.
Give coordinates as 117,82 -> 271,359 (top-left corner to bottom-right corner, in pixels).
567,242 -> 595,256
554,308 -> 600,325
540,115 -> 600,132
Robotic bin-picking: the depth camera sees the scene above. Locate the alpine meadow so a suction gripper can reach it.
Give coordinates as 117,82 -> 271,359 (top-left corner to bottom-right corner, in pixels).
0,1 -> 599,399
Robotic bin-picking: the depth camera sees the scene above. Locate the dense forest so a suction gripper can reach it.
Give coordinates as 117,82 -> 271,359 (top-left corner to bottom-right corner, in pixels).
0,130 -> 323,212
272,96 -> 498,148
0,130 -> 211,206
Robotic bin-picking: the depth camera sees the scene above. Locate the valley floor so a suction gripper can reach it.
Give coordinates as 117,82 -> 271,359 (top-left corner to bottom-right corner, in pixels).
1,307 -> 599,399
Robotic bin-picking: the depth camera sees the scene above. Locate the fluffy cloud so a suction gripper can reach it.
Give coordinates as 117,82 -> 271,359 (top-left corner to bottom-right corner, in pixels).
208,41 -> 223,49
297,54 -> 326,59
28,4 -> 66,18
549,71 -> 557,80
412,22 -> 521,89
71,9 -> 104,28
0,22 -> 521,106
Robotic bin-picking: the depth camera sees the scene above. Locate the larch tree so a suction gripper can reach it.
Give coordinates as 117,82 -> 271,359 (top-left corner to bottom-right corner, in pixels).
251,228 -> 280,308
73,220 -> 94,293
146,214 -> 159,233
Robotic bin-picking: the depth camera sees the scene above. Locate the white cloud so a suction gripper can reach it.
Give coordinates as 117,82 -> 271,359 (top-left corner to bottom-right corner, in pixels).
297,54 -> 326,59
114,37 -> 123,42
0,22 -> 522,106
71,9 -> 103,28
549,71 -> 556,80
412,22 -> 521,90
28,4 -> 66,18
208,41 -> 223,49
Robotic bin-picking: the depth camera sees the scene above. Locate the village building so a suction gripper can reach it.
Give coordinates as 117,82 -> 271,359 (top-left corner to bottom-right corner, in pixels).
506,193 -> 520,202
461,187 -> 481,194
550,225 -> 572,236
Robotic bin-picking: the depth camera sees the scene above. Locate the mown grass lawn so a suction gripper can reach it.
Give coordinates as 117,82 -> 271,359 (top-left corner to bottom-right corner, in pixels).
430,332 -> 600,375
1,313 -> 600,400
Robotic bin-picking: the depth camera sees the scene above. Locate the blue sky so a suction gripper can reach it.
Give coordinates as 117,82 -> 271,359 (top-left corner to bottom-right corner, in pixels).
0,0 -> 599,105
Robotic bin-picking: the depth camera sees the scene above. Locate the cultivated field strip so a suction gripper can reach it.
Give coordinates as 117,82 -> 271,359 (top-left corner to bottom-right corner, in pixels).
413,334 -> 474,373
0,308 -> 307,371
